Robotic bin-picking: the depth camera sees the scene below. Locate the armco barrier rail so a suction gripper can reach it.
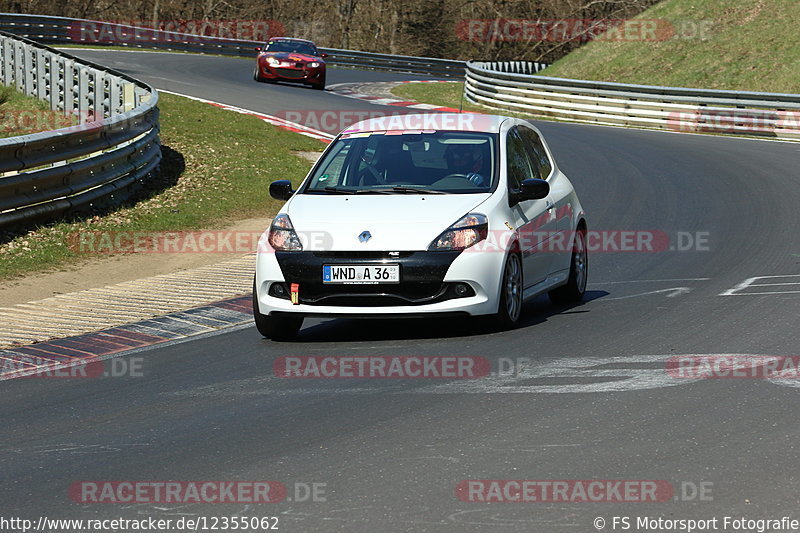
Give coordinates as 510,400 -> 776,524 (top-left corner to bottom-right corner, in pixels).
465,61 -> 800,141
0,30 -> 160,228
0,14 -> 466,78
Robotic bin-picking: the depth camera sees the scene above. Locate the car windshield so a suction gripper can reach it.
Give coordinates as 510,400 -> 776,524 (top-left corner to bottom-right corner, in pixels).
303,131 -> 497,194
264,40 -> 317,56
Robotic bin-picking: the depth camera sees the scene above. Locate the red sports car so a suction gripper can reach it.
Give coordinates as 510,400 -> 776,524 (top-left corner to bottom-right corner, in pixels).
253,37 -> 327,90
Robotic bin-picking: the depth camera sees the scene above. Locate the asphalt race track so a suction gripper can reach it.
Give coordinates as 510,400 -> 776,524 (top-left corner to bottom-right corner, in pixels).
3,50 -> 800,532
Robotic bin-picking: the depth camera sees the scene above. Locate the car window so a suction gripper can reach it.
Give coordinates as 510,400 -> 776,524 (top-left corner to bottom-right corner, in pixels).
303,131 -> 497,194
506,127 -> 536,189
308,141 -> 350,187
265,40 -> 317,55
518,126 -> 553,180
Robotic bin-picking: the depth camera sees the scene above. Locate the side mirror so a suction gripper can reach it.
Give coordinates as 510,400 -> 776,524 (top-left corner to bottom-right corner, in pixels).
510,178 -> 549,205
320,52 -> 328,58
254,46 -> 262,52
269,180 -> 294,201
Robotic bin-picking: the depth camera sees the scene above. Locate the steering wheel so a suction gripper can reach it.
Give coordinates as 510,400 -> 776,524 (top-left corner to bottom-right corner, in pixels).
358,162 -> 385,186
441,173 -> 485,186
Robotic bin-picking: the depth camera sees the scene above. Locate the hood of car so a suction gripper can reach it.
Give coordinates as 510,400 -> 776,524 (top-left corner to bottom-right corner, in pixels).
260,52 -> 322,63
284,193 -> 491,251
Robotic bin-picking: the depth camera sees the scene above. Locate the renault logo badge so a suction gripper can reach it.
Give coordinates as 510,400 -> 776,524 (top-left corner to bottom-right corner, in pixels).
358,231 -> 372,243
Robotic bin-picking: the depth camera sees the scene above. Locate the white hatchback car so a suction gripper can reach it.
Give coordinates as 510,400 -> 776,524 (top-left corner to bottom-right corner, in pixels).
254,113 -> 587,339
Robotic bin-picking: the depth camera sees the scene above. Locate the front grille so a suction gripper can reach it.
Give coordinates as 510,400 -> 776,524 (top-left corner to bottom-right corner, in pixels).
275,68 -> 305,79
275,250 -> 464,307
296,282 -> 471,307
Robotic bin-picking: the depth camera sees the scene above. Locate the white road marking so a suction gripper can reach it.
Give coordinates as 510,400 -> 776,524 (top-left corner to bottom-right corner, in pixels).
148,76 -> 196,85
172,353 -> 717,396
720,274 -> 800,295
603,287 -> 692,300
589,278 -> 711,285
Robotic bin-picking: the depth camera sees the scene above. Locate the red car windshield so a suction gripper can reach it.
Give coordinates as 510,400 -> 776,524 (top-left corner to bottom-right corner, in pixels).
265,41 -> 318,56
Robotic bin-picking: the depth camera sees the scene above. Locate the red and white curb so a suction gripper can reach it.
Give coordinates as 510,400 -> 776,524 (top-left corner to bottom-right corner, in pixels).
326,80 -> 465,112
158,89 -> 334,143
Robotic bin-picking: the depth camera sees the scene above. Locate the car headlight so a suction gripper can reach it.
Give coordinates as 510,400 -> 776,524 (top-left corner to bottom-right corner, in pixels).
308,62 -> 320,68
429,213 -> 488,251
268,214 -> 303,251
266,57 -> 280,66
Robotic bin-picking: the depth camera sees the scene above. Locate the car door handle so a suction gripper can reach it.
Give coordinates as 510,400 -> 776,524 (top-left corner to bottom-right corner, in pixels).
545,201 -> 555,211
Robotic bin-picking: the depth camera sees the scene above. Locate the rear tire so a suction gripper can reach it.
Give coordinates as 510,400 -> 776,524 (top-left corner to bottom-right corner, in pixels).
548,227 -> 588,304
253,280 -> 303,340
492,252 -> 523,330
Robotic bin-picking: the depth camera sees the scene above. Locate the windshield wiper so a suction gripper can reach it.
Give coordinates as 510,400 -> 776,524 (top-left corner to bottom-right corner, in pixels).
315,186 -> 444,195
375,186 -> 446,195
317,186 -> 374,194
318,186 -> 409,195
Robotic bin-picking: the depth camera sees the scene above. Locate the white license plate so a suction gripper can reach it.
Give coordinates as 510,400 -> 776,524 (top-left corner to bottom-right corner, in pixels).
323,264 -> 400,284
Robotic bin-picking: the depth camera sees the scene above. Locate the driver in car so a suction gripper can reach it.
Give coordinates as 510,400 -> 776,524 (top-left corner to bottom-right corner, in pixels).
444,144 -> 486,186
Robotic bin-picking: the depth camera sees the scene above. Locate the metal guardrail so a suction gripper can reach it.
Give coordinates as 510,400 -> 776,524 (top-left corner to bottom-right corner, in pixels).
0,14 -> 467,78
465,61 -> 800,141
0,30 -> 160,228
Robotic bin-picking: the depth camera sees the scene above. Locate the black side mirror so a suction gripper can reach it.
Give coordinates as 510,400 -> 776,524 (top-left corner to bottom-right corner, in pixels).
510,178 -> 549,205
269,180 -> 294,201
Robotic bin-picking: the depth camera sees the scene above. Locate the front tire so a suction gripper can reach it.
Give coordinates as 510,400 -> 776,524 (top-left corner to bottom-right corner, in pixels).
548,227 -> 588,304
492,252 -> 524,329
253,280 -> 303,340
311,74 -> 326,90
253,66 -> 265,82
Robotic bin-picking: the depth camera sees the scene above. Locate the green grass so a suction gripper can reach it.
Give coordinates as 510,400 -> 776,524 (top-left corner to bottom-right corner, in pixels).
0,92 -> 324,279
391,82 -> 485,113
542,0 -> 800,93
0,86 -> 77,138
390,82 -> 568,123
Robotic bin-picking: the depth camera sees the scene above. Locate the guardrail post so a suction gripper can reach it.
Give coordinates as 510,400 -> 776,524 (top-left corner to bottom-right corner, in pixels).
0,36 -> 7,84
49,54 -> 60,110
63,58 -> 75,113
35,47 -> 46,100
110,79 -> 121,115
14,40 -> 24,91
123,82 -> 134,112
22,43 -> 34,96
78,65 -> 90,120
92,69 -> 104,120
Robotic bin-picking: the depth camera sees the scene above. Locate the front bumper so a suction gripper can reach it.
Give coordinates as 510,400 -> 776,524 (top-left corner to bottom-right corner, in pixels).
255,248 -> 504,317
258,62 -> 325,83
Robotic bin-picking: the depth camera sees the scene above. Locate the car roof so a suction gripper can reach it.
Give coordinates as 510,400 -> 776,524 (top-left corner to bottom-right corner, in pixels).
343,113 -> 509,135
